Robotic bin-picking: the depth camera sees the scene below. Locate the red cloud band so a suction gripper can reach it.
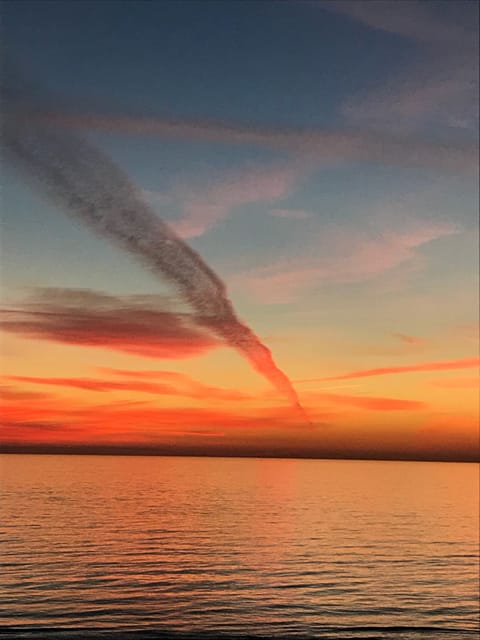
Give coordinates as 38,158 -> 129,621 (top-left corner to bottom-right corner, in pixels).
0,289 -> 218,359
7,373 -> 252,402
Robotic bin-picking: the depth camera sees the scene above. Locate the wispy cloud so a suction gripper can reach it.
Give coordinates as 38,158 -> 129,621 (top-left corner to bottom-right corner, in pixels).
236,217 -> 458,303
392,333 -> 426,346
322,0 -> 474,45
302,357 -> 480,383
8,371 -> 252,402
325,1 -> 479,132
169,163 -> 306,238
0,384 -> 52,401
303,390 -> 426,412
363,332 -> 428,357
0,397 -> 312,446
105,368 -> 254,400
24,110 -> 478,176
0,288 -> 219,359
0,409 -> 226,443
342,53 -> 478,133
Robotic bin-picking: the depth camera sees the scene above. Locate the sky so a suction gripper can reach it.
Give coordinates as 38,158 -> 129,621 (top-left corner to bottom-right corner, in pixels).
1,0 -> 479,461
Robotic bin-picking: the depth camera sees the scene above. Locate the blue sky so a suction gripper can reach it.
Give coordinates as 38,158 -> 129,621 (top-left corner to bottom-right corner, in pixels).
3,0 -> 419,124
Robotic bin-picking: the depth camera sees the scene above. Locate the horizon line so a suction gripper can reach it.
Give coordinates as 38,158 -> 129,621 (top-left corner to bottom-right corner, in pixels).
1,446 -> 478,464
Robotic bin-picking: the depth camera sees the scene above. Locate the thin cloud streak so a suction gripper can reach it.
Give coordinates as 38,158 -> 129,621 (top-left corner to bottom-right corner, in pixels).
8,373 -> 252,402
237,218 -> 458,303
0,385 -> 52,401
342,48 -> 478,133
100,367 -> 252,400
322,0 -> 474,45
170,163 -> 306,239
330,1 -> 479,132
299,357 -> 480,383
21,109 -> 478,176
302,390 -> 426,411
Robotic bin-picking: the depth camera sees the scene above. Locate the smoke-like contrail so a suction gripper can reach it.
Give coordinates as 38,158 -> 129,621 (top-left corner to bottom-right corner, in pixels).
2,107 -> 309,423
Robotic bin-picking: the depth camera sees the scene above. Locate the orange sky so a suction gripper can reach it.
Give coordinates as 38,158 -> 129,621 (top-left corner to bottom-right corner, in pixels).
1,321 -> 478,460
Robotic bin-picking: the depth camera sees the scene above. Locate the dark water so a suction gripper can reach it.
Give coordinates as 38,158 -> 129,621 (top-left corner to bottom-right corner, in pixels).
1,455 -> 478,639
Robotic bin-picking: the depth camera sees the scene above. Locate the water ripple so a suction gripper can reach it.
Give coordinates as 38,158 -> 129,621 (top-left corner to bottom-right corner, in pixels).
1,455 -> 478,639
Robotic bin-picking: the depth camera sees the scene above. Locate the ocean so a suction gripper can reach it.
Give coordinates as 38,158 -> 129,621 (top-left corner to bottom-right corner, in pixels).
1,455 -> 478,639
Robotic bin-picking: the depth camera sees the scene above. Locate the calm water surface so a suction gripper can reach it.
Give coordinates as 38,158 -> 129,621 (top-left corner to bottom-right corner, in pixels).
1,455 -> 478,639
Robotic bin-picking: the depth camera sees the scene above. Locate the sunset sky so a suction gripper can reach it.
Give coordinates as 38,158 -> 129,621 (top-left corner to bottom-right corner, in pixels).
1,0 -> 479,460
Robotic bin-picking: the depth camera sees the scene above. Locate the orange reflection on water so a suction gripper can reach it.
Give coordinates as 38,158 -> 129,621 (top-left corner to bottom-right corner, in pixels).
1,455 -> 478,632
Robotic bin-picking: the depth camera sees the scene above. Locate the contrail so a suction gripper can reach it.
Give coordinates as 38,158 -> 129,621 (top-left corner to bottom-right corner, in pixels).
2,105 -> 309,423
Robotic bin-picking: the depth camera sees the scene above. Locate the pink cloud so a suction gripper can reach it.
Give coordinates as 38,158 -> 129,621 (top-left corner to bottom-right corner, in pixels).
330,1 -> 478,132
170,163 -> 307,238
323,0 -> 472,45
236,218 -> 458,303
342,56 -> 478,133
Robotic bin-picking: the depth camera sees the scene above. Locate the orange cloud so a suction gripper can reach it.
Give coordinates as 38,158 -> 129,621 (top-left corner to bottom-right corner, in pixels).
1,393 -> 476,460
0,397 -> 310,447
0,384 -> 51,401
305,357 -> 480,382
0,289 -> 218,359
0,397 -> 74,425
101,368 -> 253,401
307,391 -> 426,412
8,371 -> 252,402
